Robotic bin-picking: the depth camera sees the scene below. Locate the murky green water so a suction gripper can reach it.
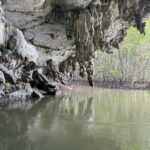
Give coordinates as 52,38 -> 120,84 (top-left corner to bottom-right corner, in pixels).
1,86 -> 150,150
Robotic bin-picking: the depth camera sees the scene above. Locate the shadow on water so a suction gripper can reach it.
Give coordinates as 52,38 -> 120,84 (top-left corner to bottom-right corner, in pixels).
1,86 -> 150,150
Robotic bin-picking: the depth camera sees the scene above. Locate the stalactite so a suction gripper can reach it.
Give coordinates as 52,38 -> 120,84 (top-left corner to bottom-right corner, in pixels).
135,11 -> 146,35
60,0 -> 148,86
74,9 -> 95,86
118,0 -> 127,17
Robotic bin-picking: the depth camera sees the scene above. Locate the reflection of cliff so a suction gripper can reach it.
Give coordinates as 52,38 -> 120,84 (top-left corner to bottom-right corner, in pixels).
0,94 -> 95,149
1,88 -> 150,149
0,110 -> 31,150
0,96 -> 63,150
58,95 -> 94,121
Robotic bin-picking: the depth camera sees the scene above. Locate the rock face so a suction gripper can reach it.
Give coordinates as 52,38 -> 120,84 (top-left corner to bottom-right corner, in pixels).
51,0 -> 93,9
0,0 -> 149,101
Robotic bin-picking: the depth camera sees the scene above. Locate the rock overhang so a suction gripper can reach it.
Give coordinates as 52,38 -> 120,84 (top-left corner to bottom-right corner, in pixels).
50,0 -> 93,9
0,0 -> 150,102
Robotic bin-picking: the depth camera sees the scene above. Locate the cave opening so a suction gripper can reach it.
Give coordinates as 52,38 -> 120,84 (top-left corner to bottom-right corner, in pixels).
92,18 -> 150,89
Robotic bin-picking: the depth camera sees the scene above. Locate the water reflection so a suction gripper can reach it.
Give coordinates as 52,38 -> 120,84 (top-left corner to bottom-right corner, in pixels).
1,87 -> 150,150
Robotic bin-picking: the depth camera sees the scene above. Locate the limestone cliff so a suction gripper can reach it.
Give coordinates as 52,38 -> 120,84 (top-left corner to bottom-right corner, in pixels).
0,0 -> 149,100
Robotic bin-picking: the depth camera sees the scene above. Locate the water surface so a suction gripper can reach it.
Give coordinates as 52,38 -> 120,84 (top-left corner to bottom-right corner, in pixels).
1,86 -> 150,150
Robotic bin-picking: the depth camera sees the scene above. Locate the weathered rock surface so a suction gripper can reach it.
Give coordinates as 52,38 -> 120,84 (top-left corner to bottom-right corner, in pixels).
0,0 -> 150,102
51,0 -> 93,9
0,1 -> 63,101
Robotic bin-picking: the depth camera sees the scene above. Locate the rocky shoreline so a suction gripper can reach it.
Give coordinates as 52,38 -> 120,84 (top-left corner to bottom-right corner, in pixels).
0,1 -> 64,101
71,80 -> 150,90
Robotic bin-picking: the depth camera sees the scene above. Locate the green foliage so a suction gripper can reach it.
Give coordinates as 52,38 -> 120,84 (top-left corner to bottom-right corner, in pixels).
95,19 -> 150,82
121,20 -> 150,54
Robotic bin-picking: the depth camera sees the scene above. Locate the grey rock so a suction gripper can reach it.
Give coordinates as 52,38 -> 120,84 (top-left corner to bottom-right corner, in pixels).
51,0 -> 93,9
31,89 -> 44,99
0,18 -> 5,47
0,70 -> 5,84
